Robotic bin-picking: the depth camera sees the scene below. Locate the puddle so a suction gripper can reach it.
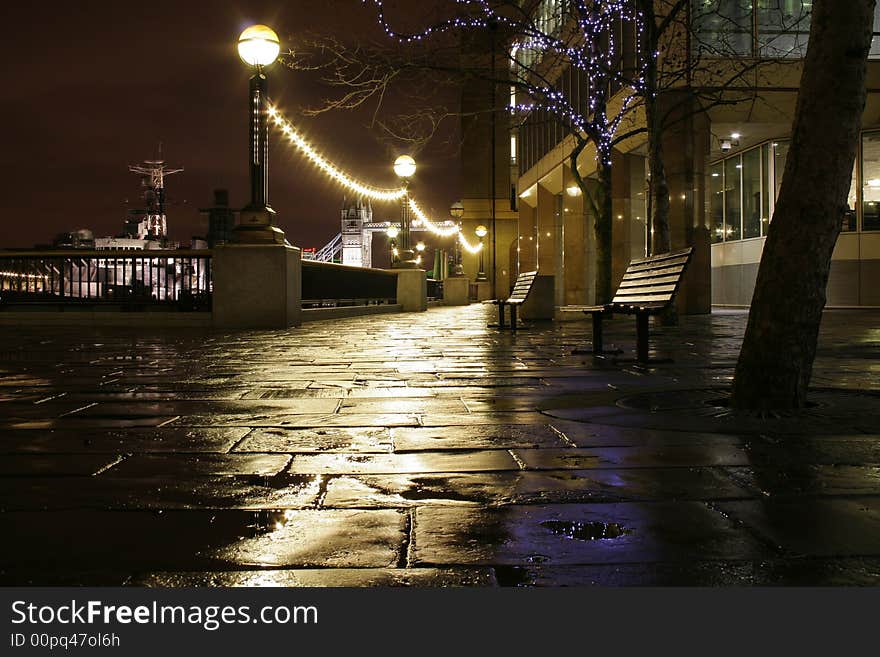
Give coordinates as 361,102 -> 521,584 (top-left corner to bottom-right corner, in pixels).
541,520 -> 628,541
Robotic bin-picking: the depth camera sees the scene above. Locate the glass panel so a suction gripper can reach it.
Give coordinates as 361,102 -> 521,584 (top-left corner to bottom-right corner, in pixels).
724,156 -> 742,240
630,158 -> 647,259
761,143 -> 772,234
692,0 -> 753,56
710,162 -> 725,243
862,131 -> 880,231
757,0 -> 811,58
742,148 -> 761,238
844,163 -> 857,232
773,140 -> 790,201
871,4 -> 880,59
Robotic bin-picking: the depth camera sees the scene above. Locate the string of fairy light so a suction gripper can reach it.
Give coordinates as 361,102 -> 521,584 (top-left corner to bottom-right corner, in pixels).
371,0 -> 650,168
267,105 -> 483,253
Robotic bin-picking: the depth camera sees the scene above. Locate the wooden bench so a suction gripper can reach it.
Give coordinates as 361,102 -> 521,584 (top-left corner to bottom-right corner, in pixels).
579,247 -> 693,362
487,270 -> 538,330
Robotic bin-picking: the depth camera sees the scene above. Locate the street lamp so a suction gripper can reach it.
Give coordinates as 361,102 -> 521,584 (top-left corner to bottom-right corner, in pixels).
449,201 -> 464,276
386,224 -> 400,264
475,224 -> 488,281
234,24 -> 285,244
393,155 -> 417,268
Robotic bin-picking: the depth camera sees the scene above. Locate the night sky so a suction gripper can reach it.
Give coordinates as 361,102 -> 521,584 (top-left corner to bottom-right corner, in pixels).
0,0 -> 460,250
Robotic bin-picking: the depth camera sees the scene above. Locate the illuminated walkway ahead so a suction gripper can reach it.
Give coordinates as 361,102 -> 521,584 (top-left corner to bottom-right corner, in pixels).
1,304 -> 879,586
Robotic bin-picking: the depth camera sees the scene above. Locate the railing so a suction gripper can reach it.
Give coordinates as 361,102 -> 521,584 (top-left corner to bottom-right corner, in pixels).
301,260 -> 397,308
0,250 -> 212,311
427,278 -> 443,301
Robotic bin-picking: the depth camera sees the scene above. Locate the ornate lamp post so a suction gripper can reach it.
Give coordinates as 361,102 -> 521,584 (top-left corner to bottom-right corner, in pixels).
392,155 -> 417,268
235,24 -> 284,244
475,225 -> 488,281
449,201 -> 465,276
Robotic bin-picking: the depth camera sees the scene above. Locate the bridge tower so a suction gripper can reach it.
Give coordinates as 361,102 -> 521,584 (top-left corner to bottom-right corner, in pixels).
341,197 -> 373,268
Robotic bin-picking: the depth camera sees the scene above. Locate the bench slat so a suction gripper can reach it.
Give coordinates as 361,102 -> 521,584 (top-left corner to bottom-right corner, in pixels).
619,276 -> 681,288
627,255 -> 690,273
628,247 -> 692,266
612,294 -> 675,304
621,266 -> 686,282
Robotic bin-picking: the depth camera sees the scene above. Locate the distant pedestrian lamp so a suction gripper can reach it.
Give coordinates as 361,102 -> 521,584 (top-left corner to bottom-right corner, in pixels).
234,24 -> 284,244
387,225 -> 400,264
475,225 -> 488,281
449,201 -> 465,277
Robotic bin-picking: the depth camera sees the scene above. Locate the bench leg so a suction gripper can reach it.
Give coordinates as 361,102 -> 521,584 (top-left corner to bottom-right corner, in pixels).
636,312 -> 649,363
591,311 -> 604,353
510,304 -> 518,331
498,302 -> 506,328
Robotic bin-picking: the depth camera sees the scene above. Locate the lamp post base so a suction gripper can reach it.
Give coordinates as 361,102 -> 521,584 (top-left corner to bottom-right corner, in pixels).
392,249 -> 418,269
234,207 -> 286,244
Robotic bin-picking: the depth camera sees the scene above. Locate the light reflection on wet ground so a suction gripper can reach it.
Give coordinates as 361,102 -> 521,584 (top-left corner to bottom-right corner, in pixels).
0,305 -> 879,586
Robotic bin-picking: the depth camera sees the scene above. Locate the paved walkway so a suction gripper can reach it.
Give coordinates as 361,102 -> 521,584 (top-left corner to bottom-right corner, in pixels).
0,305 -> 878,586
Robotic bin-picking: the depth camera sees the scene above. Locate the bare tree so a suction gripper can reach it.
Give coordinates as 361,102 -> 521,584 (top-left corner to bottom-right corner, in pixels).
731,0 -> 875,410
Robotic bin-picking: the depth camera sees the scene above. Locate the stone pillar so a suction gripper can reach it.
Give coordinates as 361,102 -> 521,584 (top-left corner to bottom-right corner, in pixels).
517,201 -> 538,273
562,167 -> 588,305
395,269 -> 427,312
443,277 -> 470,305
536,184 -> 556,273
212,244 -> 301,329
659,91 -> 712,314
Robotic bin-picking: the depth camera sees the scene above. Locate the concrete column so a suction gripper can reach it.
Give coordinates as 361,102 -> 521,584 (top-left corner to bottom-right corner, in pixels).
659,91 -> 712,314
561,167 -> 588,305
395,269 -> 427,312
517,202 -> 538,273
443,277 -> 470,305
536,184 -> 556,273
611,149 -> 632,293
212,244 -> 301,329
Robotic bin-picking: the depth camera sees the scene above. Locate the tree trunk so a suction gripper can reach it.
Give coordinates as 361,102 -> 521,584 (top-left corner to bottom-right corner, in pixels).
731,0 -> 874,410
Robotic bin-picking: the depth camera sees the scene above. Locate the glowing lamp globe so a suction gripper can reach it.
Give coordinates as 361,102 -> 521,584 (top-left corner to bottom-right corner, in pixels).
238,25 -> 281,67
393,155 -> 417,179
415,242 -> 426,252
475,225 -> 488,238
387,225 -> 400,239
450,201 -> 464,219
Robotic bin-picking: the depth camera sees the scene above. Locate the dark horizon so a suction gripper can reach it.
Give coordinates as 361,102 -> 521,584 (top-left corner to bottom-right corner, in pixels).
0,0 -> 460,251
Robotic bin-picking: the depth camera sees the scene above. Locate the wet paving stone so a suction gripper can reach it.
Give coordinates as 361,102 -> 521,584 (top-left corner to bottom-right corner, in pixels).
511,445 -> 752,469
0,475 -> 322,511
412,502 -> 770,566
0,509 -> 406,578
168,413 -> 420,428
235,427 -> 393,453
130,567 -> 498,587
288,450 -> 519,475
717,497 -> 880,557
494,558 -> 880,586
724,465 -> 880,497
321,468 -> 753,509
391,424 -> 569,450
338,398 -> 469,414
0,306 -> 878,585
0,454 -> 123,476
0,428 -> 250,454
104,454 -> 292,477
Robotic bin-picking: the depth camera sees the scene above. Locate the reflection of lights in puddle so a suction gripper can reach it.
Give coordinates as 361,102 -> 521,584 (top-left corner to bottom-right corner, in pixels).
541,520 -> 629,541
